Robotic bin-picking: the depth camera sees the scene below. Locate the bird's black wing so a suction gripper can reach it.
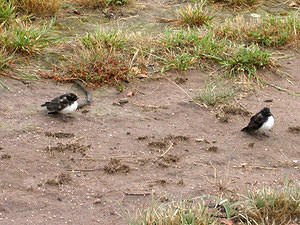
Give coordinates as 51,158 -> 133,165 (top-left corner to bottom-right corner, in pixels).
246,112 -> 266,131
42,94 -> 70,112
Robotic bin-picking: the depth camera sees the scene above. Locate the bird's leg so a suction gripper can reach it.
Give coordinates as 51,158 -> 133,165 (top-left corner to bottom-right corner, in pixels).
261,132 -> 270,138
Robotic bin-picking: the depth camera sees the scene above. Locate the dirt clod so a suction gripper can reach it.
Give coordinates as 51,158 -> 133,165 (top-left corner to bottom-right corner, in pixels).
148,141 -> 167,148
248,143 -> 255,148
221,105 -> 250,116
137,136 -> 148,140
1,154 -> 11,159
207,146 -> 218,152
45,142 -> 90,156
288,126 -> 300,134
104,158 -> 130,174
175,77 -> 187,84
45,132 -> 75,138
46,173 -> 72,186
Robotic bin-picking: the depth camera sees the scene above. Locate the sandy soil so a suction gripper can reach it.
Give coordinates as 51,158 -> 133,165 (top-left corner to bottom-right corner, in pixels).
0,54 -> 299,224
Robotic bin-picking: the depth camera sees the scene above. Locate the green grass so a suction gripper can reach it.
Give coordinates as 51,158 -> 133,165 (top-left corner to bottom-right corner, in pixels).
44,30 -> 133,88
129,197 -> 219,225
221,44 -> 272,79
211,0 -> 260,7
0,18 -> 57,54
246,14 -> 300,47
73,0 -> 128,8
0,48 -> 12,70
0,0 -> 16,26
243,185 -> 300,224
129,184 -> 300,225
161,52 -> 197,72
13,0 -> 62,16
82,30 -> 127,51
216,13 -> 300,47
197,80 -> 235,106
177,0 -> 214,27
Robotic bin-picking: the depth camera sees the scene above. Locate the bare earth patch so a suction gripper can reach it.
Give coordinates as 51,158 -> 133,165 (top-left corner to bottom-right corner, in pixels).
0,54 -> 300,224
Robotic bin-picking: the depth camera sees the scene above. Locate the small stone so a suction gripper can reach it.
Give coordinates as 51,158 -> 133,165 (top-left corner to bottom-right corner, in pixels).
93,199 -> 102,204
207,146 -> 218,152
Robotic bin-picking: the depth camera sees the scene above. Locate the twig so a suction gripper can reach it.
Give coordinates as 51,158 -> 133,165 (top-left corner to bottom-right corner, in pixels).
124,192 -> 151,196
262,80 -> 300,97
0,79 -> 12,92
131,102 -> 168,109
67,168 -> 102,172
160,142 -> 174,157
233,164 -> 277,170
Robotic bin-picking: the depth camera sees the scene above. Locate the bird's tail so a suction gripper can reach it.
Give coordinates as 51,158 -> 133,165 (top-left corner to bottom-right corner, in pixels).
41,102 -> 49,107
241,127 -> 248,132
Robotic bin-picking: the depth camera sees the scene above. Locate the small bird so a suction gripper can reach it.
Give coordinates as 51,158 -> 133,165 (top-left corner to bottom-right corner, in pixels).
41,93 -> 78,116
241,107 -> 274,135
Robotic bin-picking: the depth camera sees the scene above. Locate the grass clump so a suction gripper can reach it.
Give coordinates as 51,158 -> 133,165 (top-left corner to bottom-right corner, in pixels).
129,198 -> 218,225
73,0 -> 128,8
0,0 -> 16,26
246,14 -> 300,47
0,48 -> 12,70
0,18 -> 57,54
177,0 -> 214,27
161,52 -> 197,72
221,44 -> 272,79
243,185 -> 300,224
211,0 -> 260,7
42,30 -> 133,88
13,0 -> 62,16
198,80 -> 235,106
216,13 -> 300,47
130,184 -> 300,225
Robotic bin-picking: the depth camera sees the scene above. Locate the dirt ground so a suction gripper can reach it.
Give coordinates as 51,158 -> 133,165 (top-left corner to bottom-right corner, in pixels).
0,44 -> 300,225
0,52 -> 300,224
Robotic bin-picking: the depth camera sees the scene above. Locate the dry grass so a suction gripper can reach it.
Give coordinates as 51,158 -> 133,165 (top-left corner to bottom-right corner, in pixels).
73,0 -> 128,8
0,18 -> 57,54
177,1 -> 214,27
244,185 -> 300,224
216,13 -> 300,47
13,0 -> 62,16
211,0 -> 260,7
129,184 -> 300,225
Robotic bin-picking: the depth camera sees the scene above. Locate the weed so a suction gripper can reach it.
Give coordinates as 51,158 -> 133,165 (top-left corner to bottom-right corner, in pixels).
211,0 -> 260,7
0,0 -> 16,26
216,13 -> 300,47
82,30 -> 127,51
129,185 -> 300,225
246,14 -> 300,47
73,0 -> 128,8
163,29 -> 200,50
221,44 -> 272,79
0,48 -> 12,70
243,185 -> 300,224
13,0 -> 62,16
197,80 -> 235,106
129,197 -> 219,225
177,0 -> 214,27
0,18 -> 57,54
161,52 -> 197,72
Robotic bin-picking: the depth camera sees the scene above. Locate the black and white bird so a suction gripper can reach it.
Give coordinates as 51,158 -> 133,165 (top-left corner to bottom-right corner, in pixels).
41,93 -> 78,115
241,107 -> 274,134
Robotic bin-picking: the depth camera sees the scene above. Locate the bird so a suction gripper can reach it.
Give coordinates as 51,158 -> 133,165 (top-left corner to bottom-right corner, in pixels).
241,107 -> 274,135
41,93 -> 78,117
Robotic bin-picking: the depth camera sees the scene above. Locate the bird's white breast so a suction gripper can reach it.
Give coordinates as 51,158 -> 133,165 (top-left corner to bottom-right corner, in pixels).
60,101 -> 78,114
259,115 -> 274,131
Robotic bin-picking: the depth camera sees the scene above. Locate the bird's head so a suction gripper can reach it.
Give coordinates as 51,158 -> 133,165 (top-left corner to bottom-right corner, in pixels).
66,93 -> 78,102
261,107 -> 272,117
